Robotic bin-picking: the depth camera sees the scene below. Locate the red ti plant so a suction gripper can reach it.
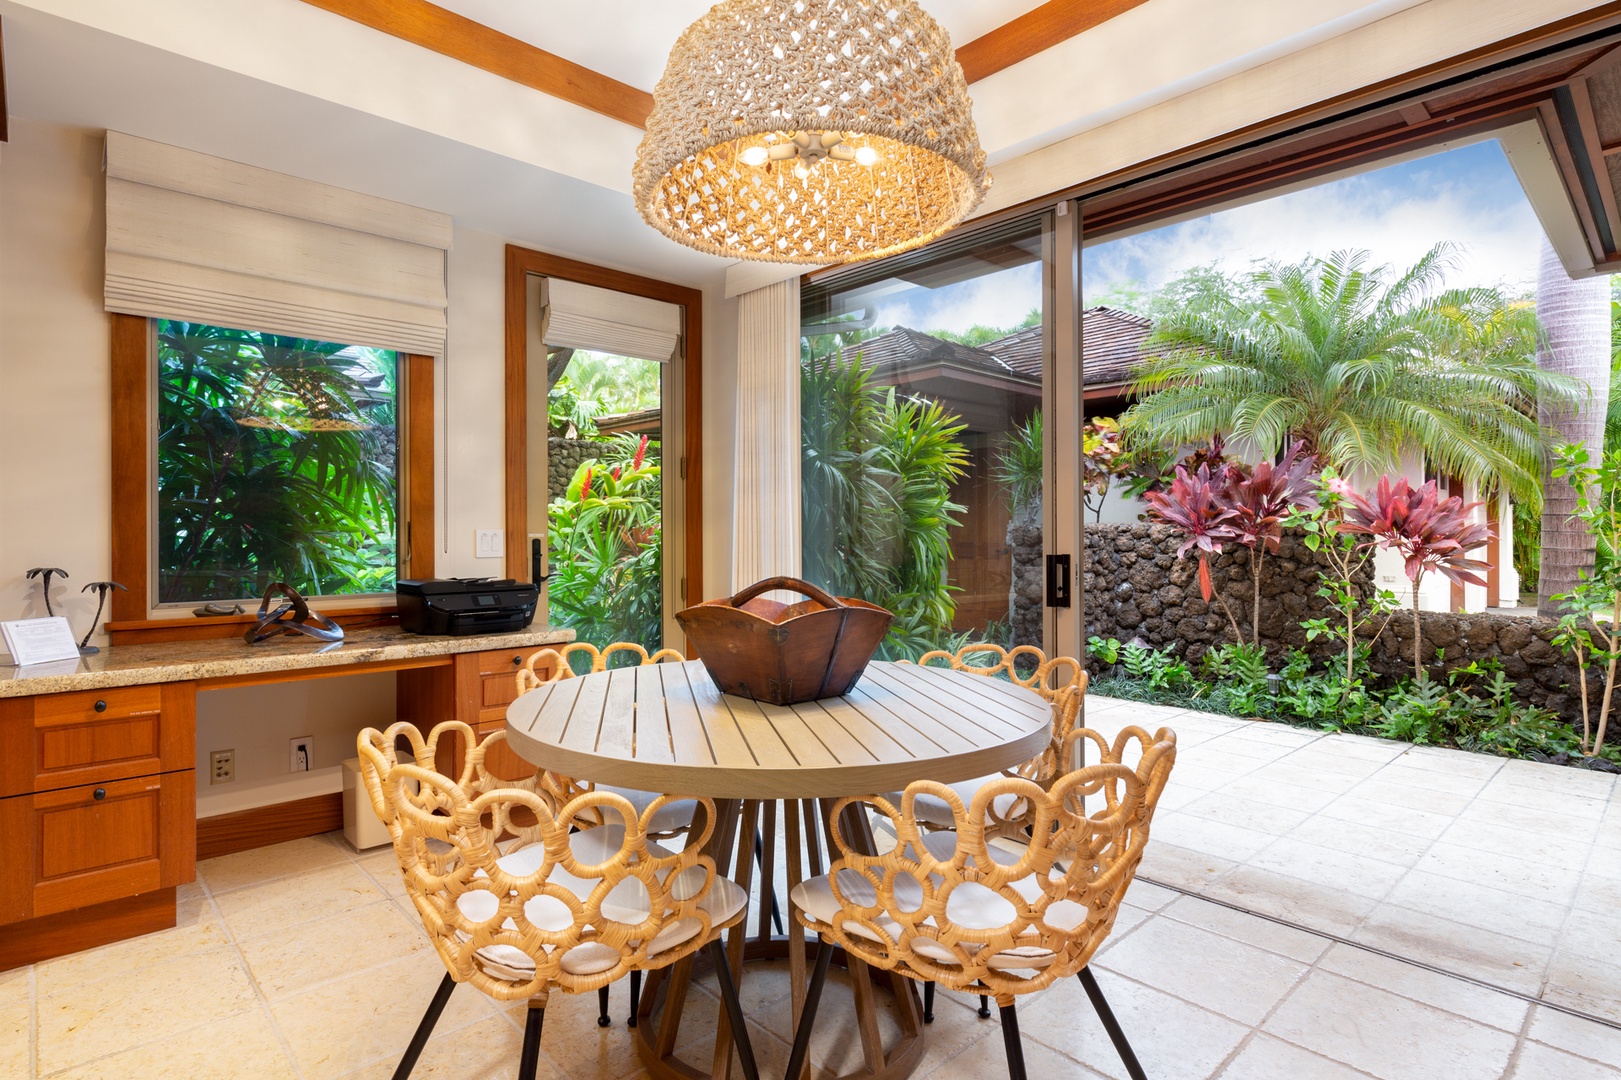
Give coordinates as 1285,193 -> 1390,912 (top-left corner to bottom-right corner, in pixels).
1333,476 -> 1491,681
1221,444 -> 1319,646
1144,463 -> 1247,644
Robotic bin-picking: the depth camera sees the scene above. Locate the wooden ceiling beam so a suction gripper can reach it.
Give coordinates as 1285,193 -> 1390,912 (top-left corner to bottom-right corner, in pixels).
957,0 -> 1152,84
296,0 -> 654,128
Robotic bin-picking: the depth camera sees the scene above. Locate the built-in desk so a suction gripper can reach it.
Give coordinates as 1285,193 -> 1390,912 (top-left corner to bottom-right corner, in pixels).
0,625 -> 572,969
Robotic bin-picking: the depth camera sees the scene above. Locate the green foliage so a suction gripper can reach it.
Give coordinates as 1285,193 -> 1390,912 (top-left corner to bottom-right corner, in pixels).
155,320 -> 398,603
994,410 -> 1043,509
547,381 -> 601,438
1288,468 -> 1401,681
1549,442 -> 1621,755
800,352 -> 971,659
545,434 -> 663,652
928,308 -> 1041,348
1121,245 -> 1581,507
1087,635 -> 1122,665
1120,642 -> 1192,692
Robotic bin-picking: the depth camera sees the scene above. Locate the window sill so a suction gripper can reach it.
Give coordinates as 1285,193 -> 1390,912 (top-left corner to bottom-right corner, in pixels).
105,602 -> 400,647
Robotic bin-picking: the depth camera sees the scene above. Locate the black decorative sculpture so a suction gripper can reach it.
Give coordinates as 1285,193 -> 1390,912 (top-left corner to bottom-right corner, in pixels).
79,582 -> 127,652
25,567 -> 68,617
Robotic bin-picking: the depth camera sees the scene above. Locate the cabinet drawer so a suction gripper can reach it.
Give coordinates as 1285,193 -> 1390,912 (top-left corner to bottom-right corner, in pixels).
0,771 -> 196,923
474,723 -> 541,782
3,684 -> 194,796
470,648 -> 555,724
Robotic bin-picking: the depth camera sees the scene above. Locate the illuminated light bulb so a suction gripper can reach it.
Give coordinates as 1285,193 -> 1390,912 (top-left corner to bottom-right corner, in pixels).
739,145 -> 770,166
854,146 -> 879,166
794,161 -> 811,180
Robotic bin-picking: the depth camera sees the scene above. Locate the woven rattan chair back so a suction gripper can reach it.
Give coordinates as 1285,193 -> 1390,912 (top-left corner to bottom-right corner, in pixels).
357,721 -> 727,1003
517,641 -> 685,695
816,724 -> 1176,1001
914,642 -> 1086,703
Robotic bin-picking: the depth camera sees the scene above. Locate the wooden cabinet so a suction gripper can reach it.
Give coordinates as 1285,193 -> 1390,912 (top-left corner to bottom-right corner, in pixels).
0,684 -> 196,929
396,646 -> 558,780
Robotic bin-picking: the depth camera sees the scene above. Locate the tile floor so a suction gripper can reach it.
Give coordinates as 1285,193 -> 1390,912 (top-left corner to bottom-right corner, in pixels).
3,699 -> 1619,1079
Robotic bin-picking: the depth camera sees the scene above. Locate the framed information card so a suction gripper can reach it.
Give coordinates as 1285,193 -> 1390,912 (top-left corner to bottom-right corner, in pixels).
1,617 -> 83,666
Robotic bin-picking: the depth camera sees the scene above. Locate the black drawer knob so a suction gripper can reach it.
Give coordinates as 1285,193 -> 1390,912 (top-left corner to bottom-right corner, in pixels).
94,699 -> 108,713
93,788 -> 106,801
512,655 -> 522,666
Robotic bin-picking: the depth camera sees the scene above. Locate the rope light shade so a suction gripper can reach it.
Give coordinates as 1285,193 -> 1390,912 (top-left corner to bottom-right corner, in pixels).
633,0 -> 992,265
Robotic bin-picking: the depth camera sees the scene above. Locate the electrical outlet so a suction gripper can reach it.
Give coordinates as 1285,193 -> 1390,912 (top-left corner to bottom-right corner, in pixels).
475,529 -> 504,558
210,749 -> 234,785
290,736 -> 312,773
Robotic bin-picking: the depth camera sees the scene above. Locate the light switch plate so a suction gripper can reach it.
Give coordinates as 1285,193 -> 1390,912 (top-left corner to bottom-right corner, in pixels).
475,529 -> 504,558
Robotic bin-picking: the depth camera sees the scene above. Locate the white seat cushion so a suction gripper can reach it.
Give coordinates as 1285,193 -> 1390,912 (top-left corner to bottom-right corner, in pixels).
594,785 -> 697,836
455,825 -> 744,979
909,777 -> 1022,829
790,831 -> 1086,972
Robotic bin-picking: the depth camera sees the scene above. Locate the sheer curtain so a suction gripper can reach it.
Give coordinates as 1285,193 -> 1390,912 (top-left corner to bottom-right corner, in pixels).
731,279 -> 802,593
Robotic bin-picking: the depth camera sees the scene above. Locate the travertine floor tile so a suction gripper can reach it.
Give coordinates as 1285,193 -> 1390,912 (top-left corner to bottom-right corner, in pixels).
1315,944 -> 1528,1032
35,893 -> 230,996
1526,1004 -> 1621,1066
213,860 -> 386,940
1198,865 -> 1378,938
336,1013 -> 552,1080
237,897 -> 431,999
46,1007 -> 297,1080
1215,1034 -> 1376,1079
0,991 -> 32,1079
35,945 -> 258,1074
1245,838 -> 1407,902
1351,904 -> 1548,996
1261,970 -> 1516,1080
1094,916 -> 1309,1025
1506,1040 -> 1621,1079
1159,896 -> 1330,964
197,835 -> 350,894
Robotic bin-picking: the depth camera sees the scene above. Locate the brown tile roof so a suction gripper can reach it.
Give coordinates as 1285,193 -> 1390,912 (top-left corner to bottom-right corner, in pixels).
836,326 -> 1030,382
978,307 -> 1152,385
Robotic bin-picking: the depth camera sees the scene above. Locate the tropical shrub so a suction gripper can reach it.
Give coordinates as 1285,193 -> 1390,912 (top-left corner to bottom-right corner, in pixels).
546,434 -> 663,651
994,410 -> 1043,510
1549,443 -> 1621,754
1142,462 -> 1245,642
801,353 -> 971,659
1333,476 -> 1492,681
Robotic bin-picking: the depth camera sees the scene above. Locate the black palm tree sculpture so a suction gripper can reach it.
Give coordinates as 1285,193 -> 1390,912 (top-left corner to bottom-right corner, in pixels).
25,567 -> 68,617
79,582 -> 127,650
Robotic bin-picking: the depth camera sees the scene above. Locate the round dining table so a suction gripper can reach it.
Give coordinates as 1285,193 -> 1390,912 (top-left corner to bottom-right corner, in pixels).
506,658 -> 1053,1080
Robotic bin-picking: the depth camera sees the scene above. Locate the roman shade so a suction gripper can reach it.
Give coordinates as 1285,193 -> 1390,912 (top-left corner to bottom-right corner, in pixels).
103,132 -> 452,354
541,278 -> 682,363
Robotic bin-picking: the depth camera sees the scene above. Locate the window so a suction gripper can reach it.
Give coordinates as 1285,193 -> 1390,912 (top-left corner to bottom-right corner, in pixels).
154,320 -> 400,604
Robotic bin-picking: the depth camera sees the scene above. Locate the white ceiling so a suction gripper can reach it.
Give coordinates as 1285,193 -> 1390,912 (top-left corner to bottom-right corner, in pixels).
0,0 -> 1435,285
431,1 -> 1050,92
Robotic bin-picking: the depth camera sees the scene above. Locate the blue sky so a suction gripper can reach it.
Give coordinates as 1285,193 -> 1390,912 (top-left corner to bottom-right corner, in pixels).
862,139 -> 1545,337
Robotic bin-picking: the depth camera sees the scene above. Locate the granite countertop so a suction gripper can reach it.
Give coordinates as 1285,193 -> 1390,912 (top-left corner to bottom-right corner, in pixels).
0,625 -> 575,697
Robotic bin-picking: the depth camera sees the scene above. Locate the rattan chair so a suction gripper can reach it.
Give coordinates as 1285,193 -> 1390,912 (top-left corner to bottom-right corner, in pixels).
357,721 -> 759,1080
786,724 -> 1177,1080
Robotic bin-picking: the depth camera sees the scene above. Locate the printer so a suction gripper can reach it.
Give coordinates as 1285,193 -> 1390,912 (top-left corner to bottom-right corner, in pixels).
395,578 -> 539,636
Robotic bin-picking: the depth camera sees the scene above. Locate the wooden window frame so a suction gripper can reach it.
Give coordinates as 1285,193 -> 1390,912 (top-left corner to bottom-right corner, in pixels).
502,245 -> 703,628
107,314 -> 436,644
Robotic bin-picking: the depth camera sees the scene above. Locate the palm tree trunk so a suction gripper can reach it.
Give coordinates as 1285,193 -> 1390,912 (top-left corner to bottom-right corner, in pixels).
1536,238 -> 1610,617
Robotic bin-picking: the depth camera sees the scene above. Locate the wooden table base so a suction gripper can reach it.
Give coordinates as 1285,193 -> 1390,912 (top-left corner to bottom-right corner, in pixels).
631,799 -> 926,1080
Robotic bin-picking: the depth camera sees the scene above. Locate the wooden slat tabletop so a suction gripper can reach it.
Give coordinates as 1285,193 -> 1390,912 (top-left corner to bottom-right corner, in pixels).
505,660 -> 1053,799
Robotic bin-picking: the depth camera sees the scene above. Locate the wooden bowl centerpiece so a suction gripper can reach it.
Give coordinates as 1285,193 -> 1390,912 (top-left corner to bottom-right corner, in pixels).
675,576 -> 893,705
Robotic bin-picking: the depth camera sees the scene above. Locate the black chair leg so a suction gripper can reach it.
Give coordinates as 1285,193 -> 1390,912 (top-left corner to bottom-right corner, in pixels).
999,1001 -> 1028,1080
518,1002 -> 546,1080
597,985 -> 612,1027
391,972 -> 456,1080
753,829 -> 785,935
1079,967 -> 1147,1080
978,993 -> 992,1019
628,969 -> 642,1027
708,940 -> 761,1080
922,981 -> 935,1023
785,940 -> 834,1080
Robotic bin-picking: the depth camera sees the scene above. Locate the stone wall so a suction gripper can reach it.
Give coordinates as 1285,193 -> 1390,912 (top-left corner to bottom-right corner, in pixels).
547,437 -> 598,501
1007,497 -> 1043,648
1081,521 -> 1584,719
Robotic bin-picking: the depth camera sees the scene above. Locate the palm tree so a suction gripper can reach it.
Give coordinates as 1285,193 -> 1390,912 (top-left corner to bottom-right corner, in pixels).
1121,246 -> 1581,508
1535,238 -> 1610,615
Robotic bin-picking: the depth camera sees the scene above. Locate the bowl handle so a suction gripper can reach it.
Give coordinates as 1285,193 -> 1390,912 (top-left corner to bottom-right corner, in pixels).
727,576 -> 845,611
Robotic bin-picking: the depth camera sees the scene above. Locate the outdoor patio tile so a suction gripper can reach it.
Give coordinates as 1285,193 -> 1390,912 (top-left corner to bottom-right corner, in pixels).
1178,790 -> 1312,836
1245,838 -> 1409,902
1219,775 -> 1343,814
1573,871 -> 1621,915
1181,747 -> 1286,775
1152,783 -> 1210,812
1159,895 -> 1332,963
1583,842 -> 1621,880
1216,1034 -> 1379,1080
1394,745 -> 1506,778
1260,969 -> 1517,1080
1351,904 -> 1548,996
1244,763 -> 1366,795
1315,794 -> 1455,839
1150,813 -> 1279,862
1135,841 -> 1240,891
1315,944 -> 1528,1032
1340,778 -> 1475,817
1382,870 -> 1569,946
1507,1041 -> 1621,1080
1495,756 -> 1617,796
1272,748 -> 1392,779
1020,968 -> 1248,1080
1436,818 -> 1596,873
1541,948 -> 1621,1024
1120,879 -> 1181,911
1525,1003 -> 1621,1067
1198,865 -> 1379,938
1287,815 -> 1433,867
1410,843 -> 1582,905
1475,780 -> 1614,819
1360,761 -> 1493,796
1458,798 -> 1601,839
1210,722 -> 1323,747
1159,764 -> 1239,792
1308,732 -> 1413,762
1092,915 -> 1310,1025
1552,909 -> 1621,963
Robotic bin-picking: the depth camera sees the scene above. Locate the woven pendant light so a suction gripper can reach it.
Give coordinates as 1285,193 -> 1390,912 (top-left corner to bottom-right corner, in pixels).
633,0 -> 991,265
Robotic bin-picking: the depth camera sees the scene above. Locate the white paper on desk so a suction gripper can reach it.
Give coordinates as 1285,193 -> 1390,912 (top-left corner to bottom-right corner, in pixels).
1,617 -> 82,666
